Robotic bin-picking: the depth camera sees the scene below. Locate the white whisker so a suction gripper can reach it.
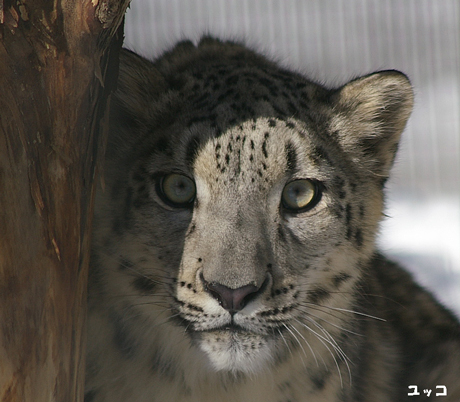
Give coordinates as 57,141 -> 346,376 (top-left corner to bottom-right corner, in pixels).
302,317 -> 353,386
319,305 -> 385,322
282,323 -> 308,369
286,322 -> 319,368
294,305 -> 363,337
277,328 -> 294,361
299,301 -> 385,322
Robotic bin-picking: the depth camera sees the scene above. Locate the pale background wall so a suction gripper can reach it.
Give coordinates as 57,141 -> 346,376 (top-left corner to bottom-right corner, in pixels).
123,0 -> 460,315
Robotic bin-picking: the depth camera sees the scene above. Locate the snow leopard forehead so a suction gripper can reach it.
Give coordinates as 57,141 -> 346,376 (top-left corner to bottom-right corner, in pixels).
191,117 -> 333,197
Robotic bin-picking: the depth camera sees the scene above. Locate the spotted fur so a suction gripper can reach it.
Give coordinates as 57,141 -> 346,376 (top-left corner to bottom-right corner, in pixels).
86,37 -> 460,402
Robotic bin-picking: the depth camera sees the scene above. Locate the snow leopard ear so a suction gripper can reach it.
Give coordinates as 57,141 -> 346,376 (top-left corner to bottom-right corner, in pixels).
330,70 -> 414,181
106,49 -> 169,161
114,49 -> 168,120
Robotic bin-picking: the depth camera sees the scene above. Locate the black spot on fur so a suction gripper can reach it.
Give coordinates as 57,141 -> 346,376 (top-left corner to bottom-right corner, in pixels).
308,287 -> 330,304
186,303 -> 204,313
287,101 -> 298,115
268,119 -> 277,127
300,91 -> 310,102
333,204 -> 344,219
132,276 -> 156,293
355,229 -> 363,248
334,176 -> 347,199
262,132 -> 269,158
314,146 -> 333,166
310,368 -> 331,391
345,204 -> 352,225
194,91 -> 211,105
346,227 -> 353,241
285,142 -> 297,171
262,143 -> 268,158
333,273 -> 352,288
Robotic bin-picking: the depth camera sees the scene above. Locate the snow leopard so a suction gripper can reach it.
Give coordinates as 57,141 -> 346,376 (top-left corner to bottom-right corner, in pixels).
85,37 -> 460,402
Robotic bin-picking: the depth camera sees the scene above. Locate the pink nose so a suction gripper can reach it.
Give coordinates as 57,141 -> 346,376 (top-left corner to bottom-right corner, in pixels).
204,281 -> 260,313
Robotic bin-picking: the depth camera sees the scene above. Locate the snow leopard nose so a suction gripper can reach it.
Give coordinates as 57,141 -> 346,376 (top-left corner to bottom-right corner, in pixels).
203,280 -> 260,313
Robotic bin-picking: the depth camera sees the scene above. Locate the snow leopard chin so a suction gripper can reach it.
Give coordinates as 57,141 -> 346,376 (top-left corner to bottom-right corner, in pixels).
197,331 -> 275,374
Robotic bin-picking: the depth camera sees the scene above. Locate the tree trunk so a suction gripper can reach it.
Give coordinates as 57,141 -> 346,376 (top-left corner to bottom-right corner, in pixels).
0,1 -> 130,401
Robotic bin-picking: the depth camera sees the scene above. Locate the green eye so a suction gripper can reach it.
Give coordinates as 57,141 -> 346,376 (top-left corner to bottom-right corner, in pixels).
159,174 -> 196,207
282,179 -> 319,211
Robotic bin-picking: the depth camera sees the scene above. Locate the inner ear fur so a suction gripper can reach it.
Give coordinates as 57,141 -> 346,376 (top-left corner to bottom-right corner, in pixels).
330,70 -> 414,179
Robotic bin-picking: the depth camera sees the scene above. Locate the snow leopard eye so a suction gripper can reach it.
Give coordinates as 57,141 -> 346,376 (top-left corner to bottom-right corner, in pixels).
158,174 -> 196,207
281,179 -> 319,211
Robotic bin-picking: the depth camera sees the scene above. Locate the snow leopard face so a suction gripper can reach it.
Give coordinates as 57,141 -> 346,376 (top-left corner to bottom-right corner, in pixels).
87,37 -> 413,383
170,116 -> 360,374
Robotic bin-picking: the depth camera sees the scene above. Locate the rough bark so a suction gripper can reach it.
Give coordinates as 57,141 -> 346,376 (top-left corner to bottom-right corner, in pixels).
0,1 -> 130,401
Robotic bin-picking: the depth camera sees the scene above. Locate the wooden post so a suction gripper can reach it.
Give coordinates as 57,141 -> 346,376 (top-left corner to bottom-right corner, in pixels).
0,0 -> 130,401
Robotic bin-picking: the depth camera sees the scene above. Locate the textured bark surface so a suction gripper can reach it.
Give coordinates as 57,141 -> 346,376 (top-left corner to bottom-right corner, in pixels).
0,1 -> 129,401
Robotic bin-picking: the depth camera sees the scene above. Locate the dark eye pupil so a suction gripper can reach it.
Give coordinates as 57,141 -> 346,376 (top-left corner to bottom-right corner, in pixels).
176,181 -> 187,193
290,185 -> 302,196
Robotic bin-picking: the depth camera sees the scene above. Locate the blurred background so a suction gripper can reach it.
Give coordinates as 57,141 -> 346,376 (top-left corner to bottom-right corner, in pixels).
123,0 -> 460,315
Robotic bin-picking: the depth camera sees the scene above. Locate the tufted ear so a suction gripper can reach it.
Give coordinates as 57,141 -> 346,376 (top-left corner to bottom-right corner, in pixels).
330,70 -> 414,181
